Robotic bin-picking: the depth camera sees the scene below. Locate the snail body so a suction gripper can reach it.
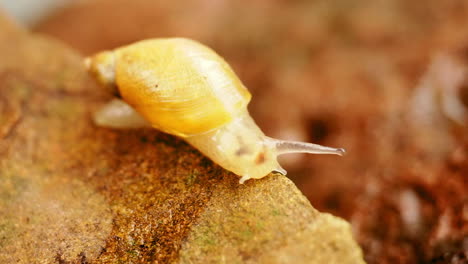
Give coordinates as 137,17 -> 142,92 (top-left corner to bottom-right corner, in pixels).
86,38 -> 344,183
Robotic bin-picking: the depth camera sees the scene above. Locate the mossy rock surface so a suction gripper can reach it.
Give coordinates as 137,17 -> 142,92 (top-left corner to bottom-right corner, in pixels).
0,14 -> 365,264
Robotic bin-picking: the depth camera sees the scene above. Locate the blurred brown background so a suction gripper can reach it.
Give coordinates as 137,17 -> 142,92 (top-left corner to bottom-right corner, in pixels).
11,0 -> 467,263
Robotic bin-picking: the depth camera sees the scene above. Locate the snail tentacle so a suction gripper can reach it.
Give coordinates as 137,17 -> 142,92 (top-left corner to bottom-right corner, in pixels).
272,138 -> 346,156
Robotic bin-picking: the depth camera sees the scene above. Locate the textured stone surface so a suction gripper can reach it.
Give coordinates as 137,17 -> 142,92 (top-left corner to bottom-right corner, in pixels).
179,176 -> 364,264
0,14 -> 365,263
34,1 -> 468,263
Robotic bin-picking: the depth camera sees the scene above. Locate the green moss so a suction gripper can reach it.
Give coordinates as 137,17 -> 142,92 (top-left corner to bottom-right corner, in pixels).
194,230 -> 217,247
271,208 -> 283,216
239,228 -> 254,240
185,170 -> 200,186
126,249 -> 138,256
255,221 -> 265,230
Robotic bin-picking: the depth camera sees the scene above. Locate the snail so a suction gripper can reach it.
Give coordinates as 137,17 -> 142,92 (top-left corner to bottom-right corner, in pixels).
85,38 -> 345,183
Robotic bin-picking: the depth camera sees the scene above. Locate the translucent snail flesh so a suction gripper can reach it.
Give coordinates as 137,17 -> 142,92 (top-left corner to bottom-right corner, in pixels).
85,38 -> 345,183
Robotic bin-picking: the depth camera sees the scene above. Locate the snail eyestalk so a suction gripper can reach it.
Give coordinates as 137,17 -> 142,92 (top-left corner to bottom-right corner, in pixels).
272,139 -> 346,156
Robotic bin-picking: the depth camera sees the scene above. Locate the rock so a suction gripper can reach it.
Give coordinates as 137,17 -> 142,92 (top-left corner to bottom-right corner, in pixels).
0,13 -> 365,263
179,176 -> 365,264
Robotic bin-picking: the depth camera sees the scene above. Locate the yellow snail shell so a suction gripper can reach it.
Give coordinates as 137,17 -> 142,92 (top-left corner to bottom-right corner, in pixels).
85,38 -> 345,183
